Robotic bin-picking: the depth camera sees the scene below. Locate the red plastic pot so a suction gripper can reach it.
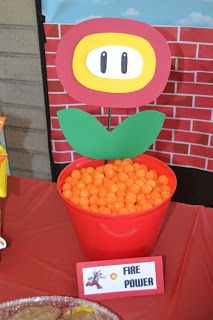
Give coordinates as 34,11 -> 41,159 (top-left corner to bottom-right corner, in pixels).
57,154 -> 177,260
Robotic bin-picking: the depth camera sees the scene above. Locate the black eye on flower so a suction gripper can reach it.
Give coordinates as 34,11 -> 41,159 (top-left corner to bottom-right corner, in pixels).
100,51 -> 107,73
121,52 -> 128,74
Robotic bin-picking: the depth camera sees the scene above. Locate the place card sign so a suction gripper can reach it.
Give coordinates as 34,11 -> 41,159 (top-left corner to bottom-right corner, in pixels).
77,256 -> 164,300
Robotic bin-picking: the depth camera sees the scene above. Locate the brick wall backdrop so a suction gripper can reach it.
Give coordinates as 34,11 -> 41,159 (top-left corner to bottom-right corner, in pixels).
44,24 -> 213,172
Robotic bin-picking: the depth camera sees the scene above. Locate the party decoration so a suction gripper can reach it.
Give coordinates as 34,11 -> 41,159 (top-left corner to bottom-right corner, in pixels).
0,146 -> 7,198
57,109 -> 165,160
56,18 -> 171,108
56,17 -> 171,160
77,256 -> 164,300
0,117 -> 7,251
0,117 -> 7,198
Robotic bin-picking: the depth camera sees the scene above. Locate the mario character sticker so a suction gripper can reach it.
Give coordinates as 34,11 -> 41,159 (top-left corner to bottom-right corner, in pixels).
86,269 -> 107,289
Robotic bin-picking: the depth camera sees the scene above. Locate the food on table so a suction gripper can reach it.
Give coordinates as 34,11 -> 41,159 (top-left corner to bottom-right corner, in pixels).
61,158 -> 172,214
60,305 -> 105,319
8,306 -> 61,320
8,305 -> 108,320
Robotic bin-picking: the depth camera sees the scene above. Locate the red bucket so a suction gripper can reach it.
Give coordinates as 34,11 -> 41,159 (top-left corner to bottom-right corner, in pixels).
57,154 -> 177,260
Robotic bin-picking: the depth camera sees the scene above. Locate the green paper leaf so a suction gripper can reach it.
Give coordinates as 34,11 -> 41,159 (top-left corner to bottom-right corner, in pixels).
57,109 -> 165,160
57,108 -> 108,158
111,110 -> 166,159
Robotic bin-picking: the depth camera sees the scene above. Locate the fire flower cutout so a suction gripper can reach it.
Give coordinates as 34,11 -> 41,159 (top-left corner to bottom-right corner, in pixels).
56,18 -> 171,160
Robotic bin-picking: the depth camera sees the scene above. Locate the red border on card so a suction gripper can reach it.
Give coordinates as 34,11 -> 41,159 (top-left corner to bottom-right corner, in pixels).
76,256 -> 164,300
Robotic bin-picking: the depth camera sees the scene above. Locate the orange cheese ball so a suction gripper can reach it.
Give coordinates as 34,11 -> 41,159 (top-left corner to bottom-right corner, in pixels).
123,158 -> 133,165
61,158 -> 172,215
125,192 -> 137,204
89,185 -> 99,195
114,159 -> 122,166
118,182 -> 126,191
89,194 -> 98,205
106,192 -> 117,204
83,174 -> 93,185
128,184 -> 140,194
161,190 -> 171,200
70,195 -> 79,205
86,167 -> 95,174
62,183 -> 71,191
77,181 -> 86,190
161,184 -> 171,192
72,188 -> 80,197
114,201 -> 124,210
118,172 -> 128,182
97,197 -> 106,207
62,189 -> 72,199
94,171 -> 104,179
125,178 -> 134,187
64,176 -> 72,184
141,184 -> 152,194
99,187 -> 108,197
108,184 -> 119,193
71,169 -> 81,180
136,168 -> 146,178
79,197 -> 89,207
93,177 -> 103,187
105,169 -> 115,179
158,175 -> 169,185
80,189 -> 89,198
146,169 -> 157,180
95,166 -> 104,173
150,190 -> 162,200
147,179 -> 157,188
112,176 -> 120,184
133,162 -> 141,170
69,178 -> 78,187
81,168 -> 87,174
124,164 -> 134,174
135,178 -> 145,188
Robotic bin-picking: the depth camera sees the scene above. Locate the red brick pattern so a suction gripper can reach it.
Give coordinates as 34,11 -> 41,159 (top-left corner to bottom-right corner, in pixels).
199,45 -> 213,59
207,159 -> 213,170
174,131 -> 209,145
177,82 -> 213,95
195,96 -> 213,108
196,72 -> 213,83
180,28 -> 213,43
44,24 -> 213,172
178,58 -> 213,71
169,43 -> 197,57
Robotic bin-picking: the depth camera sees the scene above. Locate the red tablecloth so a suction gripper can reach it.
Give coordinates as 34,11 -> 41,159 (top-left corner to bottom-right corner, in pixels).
0,176 -> 213,320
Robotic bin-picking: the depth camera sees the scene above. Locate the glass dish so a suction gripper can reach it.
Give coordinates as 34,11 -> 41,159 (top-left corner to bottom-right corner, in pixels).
0,295 -> 120,320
